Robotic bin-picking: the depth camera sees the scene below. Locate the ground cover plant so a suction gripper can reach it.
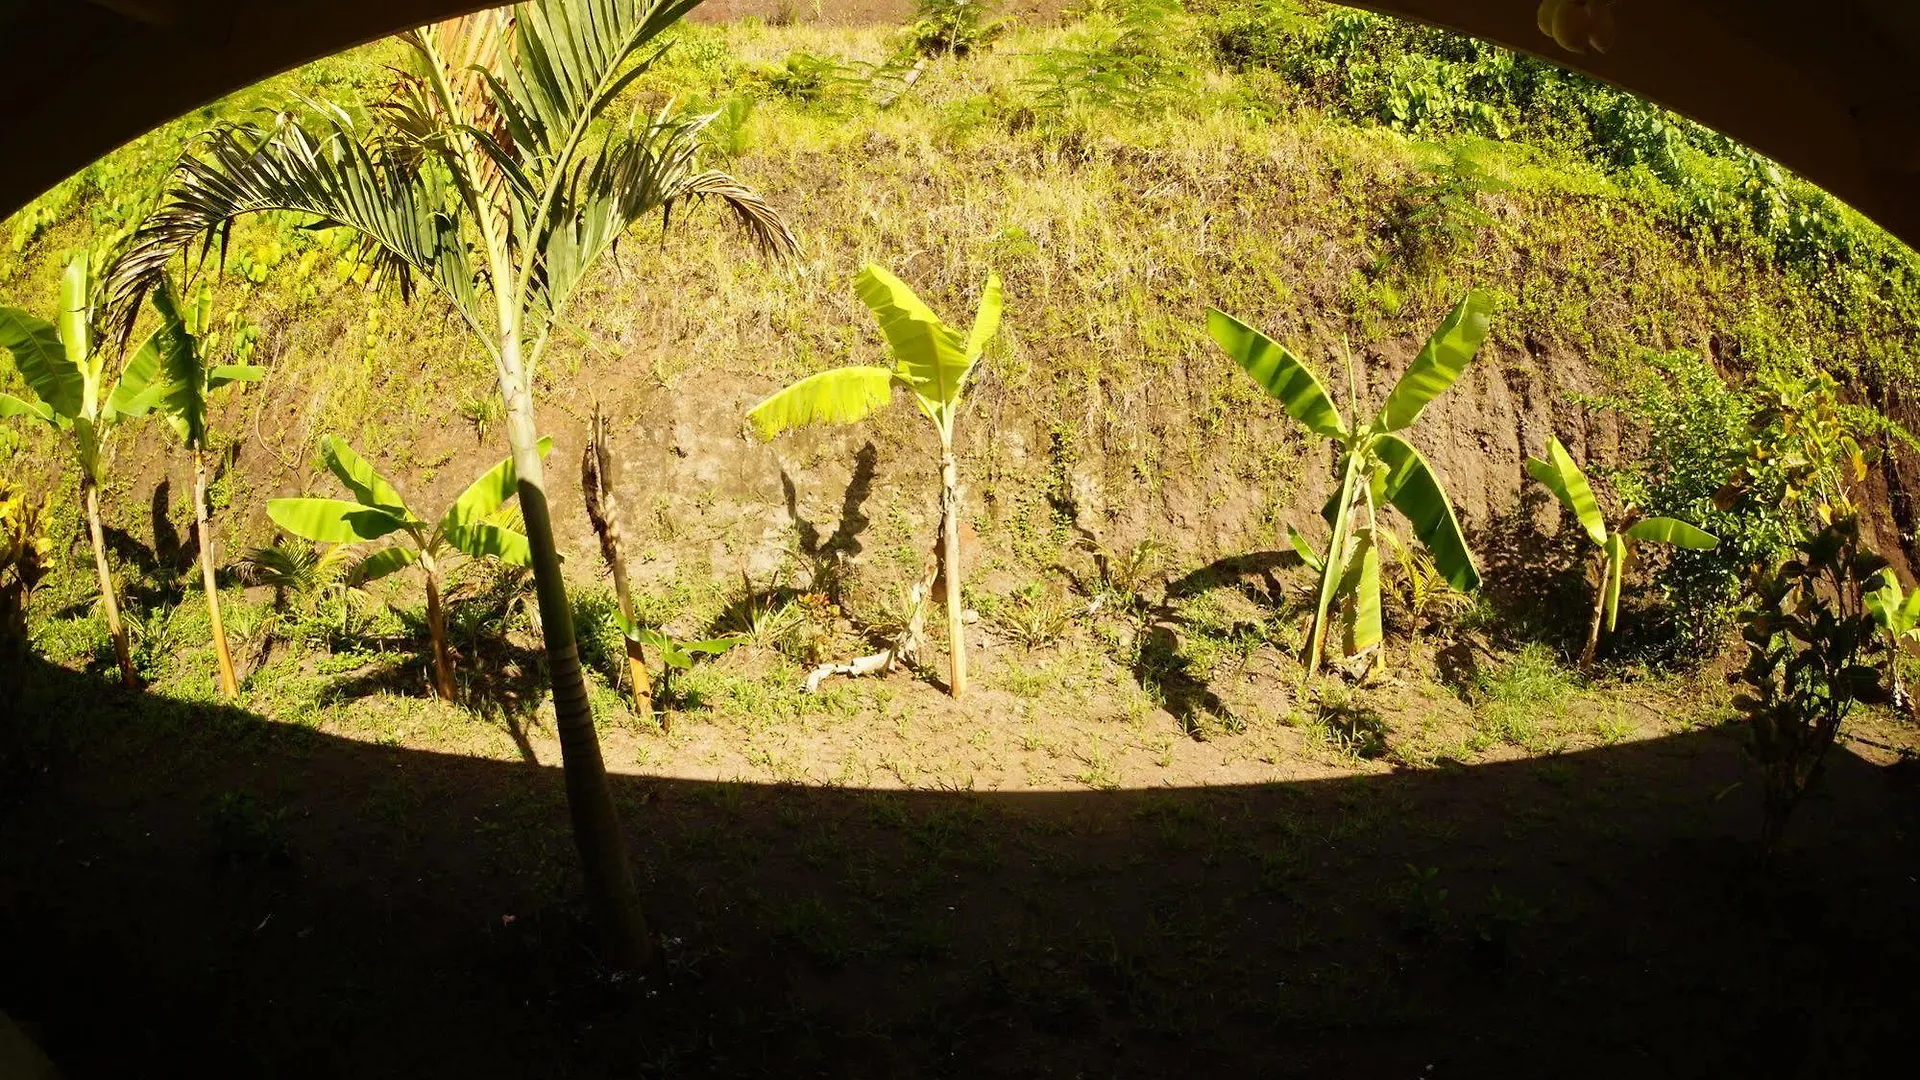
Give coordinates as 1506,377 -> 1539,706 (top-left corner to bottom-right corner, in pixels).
3,0 -> 1919,1075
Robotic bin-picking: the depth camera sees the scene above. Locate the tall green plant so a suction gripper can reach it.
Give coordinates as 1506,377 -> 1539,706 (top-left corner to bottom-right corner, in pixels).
1211,292 -> 1491,672
0,250 -> 173,689
268,436 -> 547,702
140,276 -> 264,698
1525,436 -> 1718,669
110,0 -> 797,969
747,263 -> 1002,698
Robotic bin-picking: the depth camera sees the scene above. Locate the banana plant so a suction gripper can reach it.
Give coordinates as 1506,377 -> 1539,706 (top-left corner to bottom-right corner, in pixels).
140,276 -> 263,698
1213,292 -> 1491,672
747,262 -> 1002,698
611,611 -> 742,725
1525,435 -> 1718,670
267,435 -> 549,700
0,250 -> 172,688
1866,568 -> 1920,713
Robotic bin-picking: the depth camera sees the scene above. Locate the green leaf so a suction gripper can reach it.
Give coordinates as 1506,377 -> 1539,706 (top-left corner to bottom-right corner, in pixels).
1375,434 -> 1479,592
1206,309 -> 1346,440
267,497 -> 407,544
320,436 -> 410,516
105,328 -> 168,420
147,276 -> 211,447
680,634 -> 745,656
1622,516 -> 1718,550
1286,523 -> 1324,573
1337,528 -> 1382,658
0,392 -> 55,424
353,545 -> 419,583
59,254 -> 93,389
966,272 -> 1003,364
746,366 -> 899,441
441,437 -> 551,530
856,263 -> 973,420
1525,436 -> 1606,546
0,306 -> 81,421
1376,290 -> 1491,432
442,522 -> 533,567
207,364 -> 264,389
1603,533 -> 1626,633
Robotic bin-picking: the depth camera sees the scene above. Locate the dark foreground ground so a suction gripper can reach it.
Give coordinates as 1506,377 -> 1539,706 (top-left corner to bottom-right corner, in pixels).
3,654 -> 1917,1079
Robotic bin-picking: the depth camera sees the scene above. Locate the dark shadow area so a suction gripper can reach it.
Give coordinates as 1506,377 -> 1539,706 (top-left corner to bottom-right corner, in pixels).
2,653 -> 1917,1078
782,441 -> 878,601
1470,490 -> 1591,654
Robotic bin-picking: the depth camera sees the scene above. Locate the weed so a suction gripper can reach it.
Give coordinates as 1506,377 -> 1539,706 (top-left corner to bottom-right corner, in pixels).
1391,864 -> 1450,943
1470,643 -> 1575,750
207,790 -> 291,869
1472,886 -> 1540,966
994,580 -> 1079,650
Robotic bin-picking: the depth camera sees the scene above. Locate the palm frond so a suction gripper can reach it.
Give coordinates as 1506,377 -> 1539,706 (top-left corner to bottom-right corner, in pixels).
105,107 -> 488,350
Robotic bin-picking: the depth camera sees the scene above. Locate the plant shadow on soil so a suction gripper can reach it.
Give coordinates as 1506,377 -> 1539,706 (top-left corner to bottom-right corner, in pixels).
2,654 -> 1918,1079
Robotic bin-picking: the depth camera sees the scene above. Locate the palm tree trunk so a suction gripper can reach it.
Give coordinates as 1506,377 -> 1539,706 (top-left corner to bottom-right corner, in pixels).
194,449 -> 240,698
84,483 -> 134,689
940,451 -> 967,698
501,351 -> 654,973
422,558 -> 455,702
1580,558 -> 1605,671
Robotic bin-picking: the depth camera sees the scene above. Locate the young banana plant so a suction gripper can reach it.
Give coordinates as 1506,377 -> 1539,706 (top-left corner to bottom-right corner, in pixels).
611,614 -> 742,723
1525,435 -> 1718,669
746,262 -> 1002,698
267,435 -> 549,700
1212,292 -> 1492,673
0,250 -> 173,688
137,276 -> 264,698
1865,569 -> 1920,714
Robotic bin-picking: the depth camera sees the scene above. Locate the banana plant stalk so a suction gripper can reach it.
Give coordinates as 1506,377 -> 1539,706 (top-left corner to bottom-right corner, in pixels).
134,276 -> 264,697
1525,435 -> 1719,669
0,250 -> 177,689
582,404 -> 653,724
747,263 -> 1002,698
268,435 -> 549,699
1213,292 -> 1492,672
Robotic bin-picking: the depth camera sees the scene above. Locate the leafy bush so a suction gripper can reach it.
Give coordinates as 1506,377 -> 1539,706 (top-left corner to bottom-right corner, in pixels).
1583,352 -> 1772,662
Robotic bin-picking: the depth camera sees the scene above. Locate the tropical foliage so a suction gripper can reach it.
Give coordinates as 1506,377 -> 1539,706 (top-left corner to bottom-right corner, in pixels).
267,435 -> 546,702
1212,291 -> 1490,672
748,262 -> 1003,699
1525,436 -> 1717,669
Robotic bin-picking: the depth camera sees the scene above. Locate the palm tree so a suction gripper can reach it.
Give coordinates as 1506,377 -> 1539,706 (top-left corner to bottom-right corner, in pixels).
108,0 -> 797,971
